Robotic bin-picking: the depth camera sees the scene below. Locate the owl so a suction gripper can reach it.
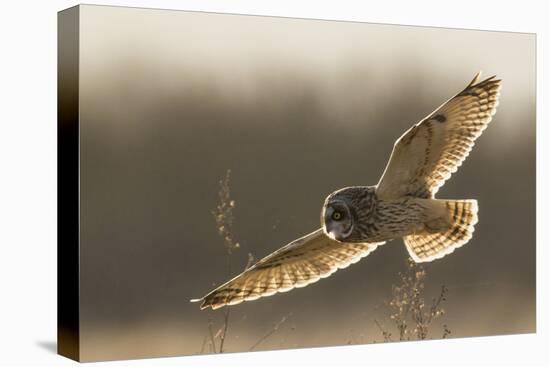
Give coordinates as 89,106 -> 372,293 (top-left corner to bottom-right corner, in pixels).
192,72 -> 502,310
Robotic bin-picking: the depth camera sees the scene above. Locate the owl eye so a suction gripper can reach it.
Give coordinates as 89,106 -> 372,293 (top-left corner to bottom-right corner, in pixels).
332,211 -> 342,221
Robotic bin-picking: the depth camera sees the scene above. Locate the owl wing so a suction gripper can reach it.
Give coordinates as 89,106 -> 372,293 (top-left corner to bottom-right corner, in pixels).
192,229 -> 384,310
376,72 -> 502,199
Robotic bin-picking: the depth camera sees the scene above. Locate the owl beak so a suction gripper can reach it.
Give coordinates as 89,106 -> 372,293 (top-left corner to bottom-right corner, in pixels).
322,203 -> 353,241
325,219 -> 347,242
326,229 -> 338,240
322,207 -> 337,239
327,223 -> 349,241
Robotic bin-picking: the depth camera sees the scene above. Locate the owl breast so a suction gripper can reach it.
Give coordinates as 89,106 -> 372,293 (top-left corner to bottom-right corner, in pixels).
365,197 -> 427,242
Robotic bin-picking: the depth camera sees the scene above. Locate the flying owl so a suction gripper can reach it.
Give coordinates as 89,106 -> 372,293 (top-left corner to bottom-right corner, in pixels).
192,72 -> 502,310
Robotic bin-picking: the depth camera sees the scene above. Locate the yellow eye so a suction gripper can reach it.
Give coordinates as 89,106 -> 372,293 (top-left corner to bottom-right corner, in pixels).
332,211 -> 342,221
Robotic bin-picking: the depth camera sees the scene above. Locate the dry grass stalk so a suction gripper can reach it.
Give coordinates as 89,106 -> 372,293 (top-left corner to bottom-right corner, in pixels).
375,258 -> 451,342
249,314 -> 292,351
213,169 -> 240,256
207,319 -> 217,352
201,170 -> 289,354
211,169 -> 240,353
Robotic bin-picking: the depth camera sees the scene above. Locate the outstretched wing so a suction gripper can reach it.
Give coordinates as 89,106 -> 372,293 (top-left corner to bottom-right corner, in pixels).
376,72 -> 502,199
192,229 -> 384,310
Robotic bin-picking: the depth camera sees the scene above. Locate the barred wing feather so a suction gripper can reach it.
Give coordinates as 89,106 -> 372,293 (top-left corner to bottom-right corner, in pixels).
193,229 -> 384,310
376,72 -> 502,199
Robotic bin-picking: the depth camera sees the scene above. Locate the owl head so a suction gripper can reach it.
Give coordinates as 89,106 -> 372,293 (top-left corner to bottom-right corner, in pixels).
321,186 -> 376,242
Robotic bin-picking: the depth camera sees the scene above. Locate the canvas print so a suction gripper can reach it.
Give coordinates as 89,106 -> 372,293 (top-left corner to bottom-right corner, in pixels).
57,5 -> 536,362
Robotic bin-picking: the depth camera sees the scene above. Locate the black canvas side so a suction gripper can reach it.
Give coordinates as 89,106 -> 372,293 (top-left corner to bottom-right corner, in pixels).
57,5 -> 80,362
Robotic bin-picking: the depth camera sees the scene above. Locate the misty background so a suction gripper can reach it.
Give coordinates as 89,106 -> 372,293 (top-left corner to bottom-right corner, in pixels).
76,5 -> 535,361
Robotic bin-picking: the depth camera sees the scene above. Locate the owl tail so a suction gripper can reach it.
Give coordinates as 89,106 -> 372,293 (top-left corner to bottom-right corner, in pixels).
404,200 -> 478,263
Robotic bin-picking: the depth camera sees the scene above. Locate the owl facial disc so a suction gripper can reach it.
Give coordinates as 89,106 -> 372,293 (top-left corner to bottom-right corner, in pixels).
323,200 -> 354,241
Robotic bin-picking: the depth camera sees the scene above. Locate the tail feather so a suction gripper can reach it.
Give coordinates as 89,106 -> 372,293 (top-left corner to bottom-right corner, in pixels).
405,200 -> 478,263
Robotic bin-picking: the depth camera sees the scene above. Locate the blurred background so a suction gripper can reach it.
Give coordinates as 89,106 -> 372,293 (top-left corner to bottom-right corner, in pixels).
77,5 -> 535,361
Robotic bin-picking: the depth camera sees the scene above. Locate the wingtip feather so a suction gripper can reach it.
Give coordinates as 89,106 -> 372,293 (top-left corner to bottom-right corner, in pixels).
469,71 -> 482,86
190,297 -> 214,310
